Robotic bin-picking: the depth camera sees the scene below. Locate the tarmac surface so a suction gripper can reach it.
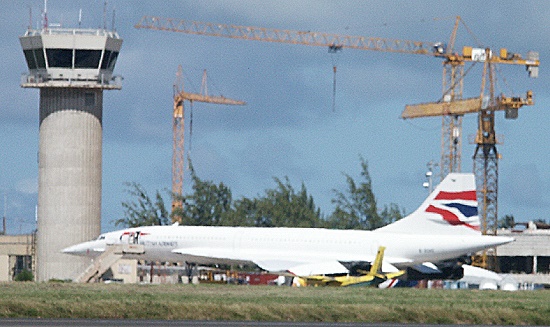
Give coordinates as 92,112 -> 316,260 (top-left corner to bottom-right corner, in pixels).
0,320 -> 526,327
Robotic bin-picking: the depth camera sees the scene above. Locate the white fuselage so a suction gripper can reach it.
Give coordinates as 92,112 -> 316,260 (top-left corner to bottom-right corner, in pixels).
62,174 -> 516,275
64,225 -> 513,269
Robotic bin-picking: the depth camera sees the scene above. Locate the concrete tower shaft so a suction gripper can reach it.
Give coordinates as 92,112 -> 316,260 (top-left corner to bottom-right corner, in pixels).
38,88 -> 103,281
20,27 -> 122,281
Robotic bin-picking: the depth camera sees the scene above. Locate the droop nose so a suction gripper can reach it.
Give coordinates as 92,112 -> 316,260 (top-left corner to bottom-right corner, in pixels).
62,244 -> 83,255
61,241 -> 94,256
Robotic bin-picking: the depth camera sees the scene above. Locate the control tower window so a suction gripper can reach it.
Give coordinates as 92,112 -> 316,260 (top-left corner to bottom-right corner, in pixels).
100,51 -> 119,70
35,49 -> 46,68
23,50 -> 37,70
46,49 -> 73,68
75,50 -> 102,69
107,52 -> 119,70
23,49 -> 46,70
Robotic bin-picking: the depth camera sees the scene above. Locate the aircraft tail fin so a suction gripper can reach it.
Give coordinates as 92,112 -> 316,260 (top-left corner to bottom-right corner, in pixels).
374,173 -> 480,235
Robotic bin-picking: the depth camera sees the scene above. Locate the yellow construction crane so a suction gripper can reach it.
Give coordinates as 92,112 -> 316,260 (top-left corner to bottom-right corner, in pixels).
414,17 -> 538,179
403,59 -> 534,269
401,21 -> 539,271
471,50 -> 535,269
172,66 -> 246,221
135,15 -> 538,178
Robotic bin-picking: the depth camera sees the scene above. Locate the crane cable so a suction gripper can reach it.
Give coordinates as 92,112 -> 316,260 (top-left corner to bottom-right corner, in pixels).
329,45 -> 343,112
189,100 -> 193,160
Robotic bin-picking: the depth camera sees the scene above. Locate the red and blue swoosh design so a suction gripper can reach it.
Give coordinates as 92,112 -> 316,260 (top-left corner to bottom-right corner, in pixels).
434,190 -> 477,201
426,190 -> 480,231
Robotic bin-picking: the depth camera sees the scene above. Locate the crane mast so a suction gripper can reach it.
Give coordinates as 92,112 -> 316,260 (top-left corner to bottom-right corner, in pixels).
440,17 -> 464,179
470,49 -> 535,269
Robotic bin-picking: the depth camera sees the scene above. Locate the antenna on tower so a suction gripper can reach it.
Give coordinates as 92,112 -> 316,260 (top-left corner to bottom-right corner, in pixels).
42,0 -> 48,30
102,0 -> 107,30
28,6 -> 32,30
2,193 -> 6,235
111,7 -> 116,31
78,9 -> 82,28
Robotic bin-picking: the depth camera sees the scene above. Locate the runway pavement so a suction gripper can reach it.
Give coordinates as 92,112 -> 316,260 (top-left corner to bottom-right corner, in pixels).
0,320 -> 374,327
0,319 -> 522,327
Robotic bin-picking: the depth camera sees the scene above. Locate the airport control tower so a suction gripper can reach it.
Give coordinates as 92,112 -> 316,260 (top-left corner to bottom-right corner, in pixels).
20,24 -> 122,281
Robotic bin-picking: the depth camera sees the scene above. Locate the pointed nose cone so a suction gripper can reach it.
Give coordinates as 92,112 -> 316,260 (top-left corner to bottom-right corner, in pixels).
61,243 -> 86,255
61,240 -> 101,257
61,242 -> 89,256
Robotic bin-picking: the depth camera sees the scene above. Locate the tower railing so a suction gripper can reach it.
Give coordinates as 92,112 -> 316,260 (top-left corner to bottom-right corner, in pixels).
21,72 -> 122,89
24,28 -> 120,39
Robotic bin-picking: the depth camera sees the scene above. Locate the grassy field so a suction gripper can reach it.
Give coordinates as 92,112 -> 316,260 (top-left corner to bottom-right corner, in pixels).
0,283 -> 549,324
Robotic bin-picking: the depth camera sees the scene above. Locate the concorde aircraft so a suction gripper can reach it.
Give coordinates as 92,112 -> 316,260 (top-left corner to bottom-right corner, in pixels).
62,173 -> 514,281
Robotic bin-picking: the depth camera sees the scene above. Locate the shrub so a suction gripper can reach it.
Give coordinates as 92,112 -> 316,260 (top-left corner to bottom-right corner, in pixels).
14,270 -> 34,282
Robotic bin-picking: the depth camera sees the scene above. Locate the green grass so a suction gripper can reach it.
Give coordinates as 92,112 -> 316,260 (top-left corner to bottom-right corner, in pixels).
0,283 -> 549,324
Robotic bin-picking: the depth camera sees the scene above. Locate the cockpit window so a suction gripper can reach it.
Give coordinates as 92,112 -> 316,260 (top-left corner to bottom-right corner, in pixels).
97,235 -> 106,240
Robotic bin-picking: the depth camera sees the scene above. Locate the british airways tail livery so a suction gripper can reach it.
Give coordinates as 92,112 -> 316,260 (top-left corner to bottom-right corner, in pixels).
374,172 -> 480,235
63,173 -> 513,281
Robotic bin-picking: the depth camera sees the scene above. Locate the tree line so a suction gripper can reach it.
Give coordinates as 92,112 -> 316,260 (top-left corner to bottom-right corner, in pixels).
115,157 -> 405,230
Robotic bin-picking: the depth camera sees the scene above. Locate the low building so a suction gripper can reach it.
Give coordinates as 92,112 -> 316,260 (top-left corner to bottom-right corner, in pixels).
497,223 -> 550,285
0,234 -> 35,282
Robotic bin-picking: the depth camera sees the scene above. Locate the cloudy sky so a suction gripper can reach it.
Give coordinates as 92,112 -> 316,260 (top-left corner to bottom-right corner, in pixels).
1,1 -> 548,234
